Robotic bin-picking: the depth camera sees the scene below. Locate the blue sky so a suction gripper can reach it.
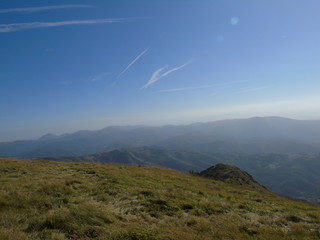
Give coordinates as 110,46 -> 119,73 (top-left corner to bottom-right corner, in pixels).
1,0 -> 320,141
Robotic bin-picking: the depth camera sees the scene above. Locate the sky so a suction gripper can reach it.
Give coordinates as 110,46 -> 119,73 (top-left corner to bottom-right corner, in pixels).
1,0 -> 320,141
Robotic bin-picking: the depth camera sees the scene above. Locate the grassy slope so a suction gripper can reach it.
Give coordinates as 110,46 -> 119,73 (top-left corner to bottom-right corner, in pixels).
0,158 -> 320,240
45,148 -> 320,203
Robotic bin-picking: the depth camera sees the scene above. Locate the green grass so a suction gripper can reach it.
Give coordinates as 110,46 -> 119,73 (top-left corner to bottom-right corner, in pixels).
1,158 -> 320,239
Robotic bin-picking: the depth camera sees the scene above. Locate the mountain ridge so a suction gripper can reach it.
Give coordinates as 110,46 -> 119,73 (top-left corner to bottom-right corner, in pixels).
1,117 -> 320,158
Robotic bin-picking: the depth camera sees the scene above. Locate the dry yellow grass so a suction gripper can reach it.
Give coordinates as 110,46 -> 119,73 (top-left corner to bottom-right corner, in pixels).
0,158 -> 319,239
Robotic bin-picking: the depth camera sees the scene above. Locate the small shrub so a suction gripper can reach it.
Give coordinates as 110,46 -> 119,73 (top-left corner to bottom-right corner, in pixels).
139,190 -> 154,197
240,226 -> 258,236
142,199 -> 179,217
198,191 -> 204,196
185,218 -> 197,226
0,196 -> 10,209
181,203 -> 194,210
148,199 -> 169,210
65,179 -> 82,186
286,215 -> 302,222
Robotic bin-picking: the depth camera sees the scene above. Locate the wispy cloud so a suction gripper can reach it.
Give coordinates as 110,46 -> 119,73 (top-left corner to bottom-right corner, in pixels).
118,48 -> 149,78
141,66 -> 167,89
230,17 -> 239,26
90,72 -> 110,82
161,61 -> 191,78
157,80 -> 248,93
0,18 -> 128,33
142,60 -> 192,89
0,5 -> 92,14
157,85 -> 214,93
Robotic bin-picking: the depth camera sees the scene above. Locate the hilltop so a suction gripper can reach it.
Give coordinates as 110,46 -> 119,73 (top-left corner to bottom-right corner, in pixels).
199,163 -> 267,191
1,158 -> 319,240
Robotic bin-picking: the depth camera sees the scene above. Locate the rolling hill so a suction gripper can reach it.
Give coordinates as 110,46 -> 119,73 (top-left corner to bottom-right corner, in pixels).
199,163 -> 267,191
1,158 -> 319,240
44,148 -> 320,205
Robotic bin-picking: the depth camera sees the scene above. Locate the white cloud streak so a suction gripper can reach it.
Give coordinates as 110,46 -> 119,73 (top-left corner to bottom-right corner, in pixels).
118,48 -> 149,78
157,85 -> 214,93
142,66 -> 168,89
0,18 -> 128,33
157,80 -> 249,93
90,72 -> 110,82
0,5 -> 92,14
142,60 -> 192,89
161,61 -> 191,78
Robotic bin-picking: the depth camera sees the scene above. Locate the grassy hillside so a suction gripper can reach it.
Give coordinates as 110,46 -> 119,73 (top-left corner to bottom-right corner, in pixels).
1,158 -> 320,240
44,148 -> 320,204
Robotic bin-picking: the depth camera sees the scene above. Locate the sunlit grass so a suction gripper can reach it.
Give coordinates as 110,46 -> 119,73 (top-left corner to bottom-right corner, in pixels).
0,158 -> 319,239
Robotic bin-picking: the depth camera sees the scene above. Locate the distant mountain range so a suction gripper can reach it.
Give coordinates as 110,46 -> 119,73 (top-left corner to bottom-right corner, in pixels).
2,116 -> 320,205
44,147 -> 320,205
1,117 -> 320,158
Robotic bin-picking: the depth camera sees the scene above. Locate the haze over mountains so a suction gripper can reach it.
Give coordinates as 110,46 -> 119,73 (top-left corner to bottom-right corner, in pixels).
1,117 -> 320,158
2,116 -> 320,205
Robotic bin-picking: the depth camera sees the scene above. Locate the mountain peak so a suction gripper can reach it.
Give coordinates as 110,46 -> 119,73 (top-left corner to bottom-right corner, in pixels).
38,133 -> 58,141
200,163 -> 267,191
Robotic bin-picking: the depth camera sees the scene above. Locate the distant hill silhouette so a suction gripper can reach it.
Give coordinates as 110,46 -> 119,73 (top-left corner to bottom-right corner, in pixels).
1,117 -> 320,157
